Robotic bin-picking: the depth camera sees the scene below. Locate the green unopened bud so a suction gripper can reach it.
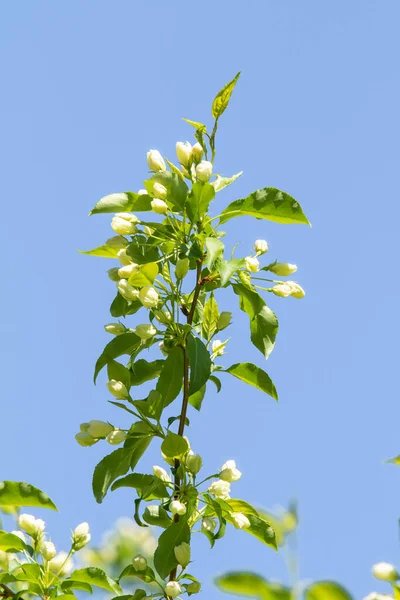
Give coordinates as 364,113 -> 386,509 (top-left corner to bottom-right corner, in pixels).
72,522 -> 91,550
104,322 -> 126,336
269,262 -> 298,276
217,312 -> 232,331
75,431 -> 98,447
191,143 -> 203,163
132,554 -> 147,571
165,581 -> 182,599
87,420 -> 113,438
287,281 -> 305,299
154,308 -> 172,325
135,324 -> 157,340
186,451 -> 202,475
175,257 -> 190,280
106,429 -> 127,445
201,517 -> 217,533
151,198 -> 168,214
174,541 -> 190,567
107,380 -> 129,399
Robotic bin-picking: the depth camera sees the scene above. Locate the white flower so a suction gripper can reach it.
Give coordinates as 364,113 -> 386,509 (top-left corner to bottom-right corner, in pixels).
269,263 -> 298,276
87,420 -> 113,438
287,281 -> 305,299
231,512 -> 250,530
254,239 -> 268,254
135,324 -> 157,340
208,479 -> 231,499
169,500 -> 186,516
132,554 -> 147,571
41,541 -> 57,560
75,431 -> 97,447
271,283 -> 292,298
211,339 -> 227,357
111,213 -> 138,235
106,380 -> 129,400
18,514 -> 45,537
186,451 -> 202,475
372,562 -> 399,582
165,581 -> 182,599
153,465 -> 171,482
192,142 -> 203,163
117,279 -> 140,301
106,429 -> 127,445
201,517 -> 217,533
176,141 -> 193,167
139,286 -> 159,308
48,551 -> 74,575
72,522 -> 91,550
117,248 -> 133,266
151,198 -> 168,214
104,322 -> 126,336
195,160 -> 213,182
153,182 -> 168,200
118,263 -> 140,278
174,541 -> 190,567
219,459 -> 242,482
245,256 -> 260,272
147,149 -> 166,172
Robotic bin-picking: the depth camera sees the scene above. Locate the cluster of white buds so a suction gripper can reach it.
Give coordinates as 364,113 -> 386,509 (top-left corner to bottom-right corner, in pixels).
72,522 -> 91,551
75,420 -> 127,447
111,212 -> 139,235
176,141 -> 203,168
271,281 -> 305,299
207,479 -> 231,500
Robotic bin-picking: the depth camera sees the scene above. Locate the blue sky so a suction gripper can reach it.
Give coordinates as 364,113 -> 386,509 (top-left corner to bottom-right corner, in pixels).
1,1 -> 400,598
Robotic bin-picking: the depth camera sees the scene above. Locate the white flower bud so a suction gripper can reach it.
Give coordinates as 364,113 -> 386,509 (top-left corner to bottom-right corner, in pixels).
269,263 -> 298,276
104,322 -> 126,336
111,214 -> 138,235
18,514 -> 45,537
219,459 -> 242,482
117,248 -> 133,266
75,431 -> 97,447
159,341 -> 169,356
87,420 -> 113,438
208,480 -> 231,499
74,522 -> 89,537
153,465 -> 171,482
287,281 -> 305,299
165,581 -> 182,599
151,199 -> 168,214
153,182 -> 168,200
132,554 -> 147,571
254,239 -> 268,254
153,309 -> 172,325
217,312 -> 232,330
138,189 -> 147,195
135,324 -> 157,340
118,263 -> 140,279
245,256 -> 260,272
186,451 -> 202,475
176,141 -> 193,167
191,142 -> 203,163
363,595 -> 393,600
372,562 -> 399,582
48,551 -> 74,575
11,530 -> 27,544
169,500 -> 186,516
106,429 -> 127,445
106,380 -> 129,400
116,212 -> 139,223
175,257 -> 190,280
147,149 -> 166,172
231,512 -> 250,530
195,160 -> 213,182
271,283 -> 292,298
117,279 -> 140,301
174,542 -> 190,567
139,286 -> 159,308
72,522 -> 91,550
186,581 -> 201,594
201,517 -> 217,533
41,541 -> 57,560
211,339 -> 226,357
143,225 -> 154,236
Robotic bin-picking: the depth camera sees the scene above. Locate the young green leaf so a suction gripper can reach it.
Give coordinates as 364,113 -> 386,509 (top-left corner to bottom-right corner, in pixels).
161,431 -> 189,459
188,384 -> 206,411
212,72 -> 241,119
186,182 -> 215,222
111,473 -> 168,500
156,347 -> 184,407
219,259 -> 245,287
130,359 -> 164,386
142,505 -> 172,529
224,363 -> 278,401
212,171 -> 243,193
219,187 -> 310,226
90,192 -> 152,215
92,448 -> 134,504
304,582 -> 354,600
94,333 -> 142,383
119,563 -> 157,584
202,294 -> 219,340
79,236 -> 128,258
153,520 -> 191,579
107,360 -> 131,389
68,568 -> 122,595
186,335 -> 211,396
215,572 -> 291,600
128,262 -> 158,287
0,482 -> 57,511
0,531 -> 28,552
110,294 -> 142,318
205,237 -> 225,271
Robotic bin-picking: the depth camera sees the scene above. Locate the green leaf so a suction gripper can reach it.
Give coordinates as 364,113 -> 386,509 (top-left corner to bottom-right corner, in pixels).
68,568 -> 122,595
126,237 -> 160,264
0,482 -> 57,511
156,347 -> 184,407
142,505 -> 172,529
11,564 -> 42,584
125,422 -> 155,471
393,585 -> 400,600
144,172 -> 188,212
61,580 -> 93,594
111,594 -> 146,600
186,182 -> 215,222
233,284 -> 278,360
226,499 -> 259,517
212,72 -> 241,119
212,171 -> 243,193
219,259 -> 245,287
205,237 -> 225,271
215,572 -> 291,600
107,360 -> 131,390
111,473 -> 168,500
209,375 -> 222,393
202,294 -> 219,340
161,431 -> 189,459
224,363 -> 278,401
94,333 -> 141,383
154,520 -> 191,579
79,236 -> 128,258
182,118 -> 207,132
219,187 -> 310,226
187,335 -> 211,396
134,389 -> 163,421
235,515 -> 277,550
92,448 -> 134,504
305,582 -> 354,600
110,294 -> 142,318
188,384 -> 206,411
90,192 -> 152,215
130,359 -> 164,386
0,531 -> 27,552
119,564 -> 156,584
128,262 -> 158,287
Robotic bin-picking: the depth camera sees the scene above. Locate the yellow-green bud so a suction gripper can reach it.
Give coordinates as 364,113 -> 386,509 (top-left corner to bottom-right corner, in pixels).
245,256 -> 260,272
287,281 -> 305,299
132,554 -> 147,571
75,431 -> 97,447
106,429 -> 127,445
153,182 -> 168,200
174,541 -> 190,567
165,581 -> 182,599
87,420 -> 113,438
117,279 -> 140,301
271,283 -> 292,298
139,286 -> 159,308
176,141 -> 193,167
169,500 -> 186,516
191,142 -> 203,163
117,248 -> 133,265
135,324 -> 157,340
147,149 -> 166,172
151,199 -> 168,214
107,380 -> 129,399
175,257 -> 190,280
195,160 -> 213,182
269,263 -> 298,276
104,323 -> 126,336
186,451 -> 202,475
154,308 -> 172,325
